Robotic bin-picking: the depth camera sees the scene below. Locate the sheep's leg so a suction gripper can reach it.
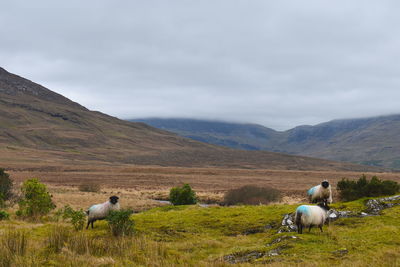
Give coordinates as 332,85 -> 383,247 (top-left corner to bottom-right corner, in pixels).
308,225 -> 312,232
91,220 -> 95,229
86,220 -> 91,230
298,224 -> 303,234
319,225 -> 323,232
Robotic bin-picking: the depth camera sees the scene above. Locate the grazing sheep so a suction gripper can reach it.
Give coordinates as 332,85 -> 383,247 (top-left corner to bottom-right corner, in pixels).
86,196 -> 120,229
307,180 -> 333,204
294,202 -> 330,234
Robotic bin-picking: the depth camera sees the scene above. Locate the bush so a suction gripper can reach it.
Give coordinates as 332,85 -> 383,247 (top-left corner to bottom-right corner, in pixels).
106,210 -> 135,237
169,184 -> 197,205
60,205 -> 86,231
0,210 -> 9,220
17,178 -> 55,219
78,182 -> 101,192
0,168 -> 13,203
224,185 -> 281,206
337,175 -> 400,201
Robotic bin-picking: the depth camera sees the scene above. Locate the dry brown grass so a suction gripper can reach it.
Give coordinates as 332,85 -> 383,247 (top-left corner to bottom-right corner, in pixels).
0,161 -> 397,210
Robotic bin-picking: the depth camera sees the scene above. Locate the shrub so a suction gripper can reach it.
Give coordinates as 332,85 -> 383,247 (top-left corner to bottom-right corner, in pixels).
78,182 -> 101,192
106,209 -> 135,237
60,205 -> 86,231
0,210 -> 9,220
0,168 -> 13,202
169,184 -> 197,205
224,185 -> 281,206
17,178 -> 55,219
337,175 -> 400,201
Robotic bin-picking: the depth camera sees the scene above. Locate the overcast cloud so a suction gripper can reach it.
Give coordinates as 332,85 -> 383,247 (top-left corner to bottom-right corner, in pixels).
1,0 -> 400,130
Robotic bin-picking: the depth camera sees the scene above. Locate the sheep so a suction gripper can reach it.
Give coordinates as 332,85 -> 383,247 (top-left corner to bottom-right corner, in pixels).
294,202 -> 330,234
86,196 -> 120,229
307,180 -> 333,204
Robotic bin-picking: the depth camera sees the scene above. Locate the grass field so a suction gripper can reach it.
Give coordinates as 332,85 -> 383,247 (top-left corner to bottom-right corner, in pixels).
1,160 -> 400,266
1,195 -> 400,266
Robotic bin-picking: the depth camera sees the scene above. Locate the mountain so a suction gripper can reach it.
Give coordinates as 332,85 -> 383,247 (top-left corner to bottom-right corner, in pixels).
0,67 -> 379,171
133,118 -> 280,150
132,117 -> 400,169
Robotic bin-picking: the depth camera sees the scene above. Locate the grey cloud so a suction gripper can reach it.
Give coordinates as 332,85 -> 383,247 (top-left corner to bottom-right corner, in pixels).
1,0 -> 400,130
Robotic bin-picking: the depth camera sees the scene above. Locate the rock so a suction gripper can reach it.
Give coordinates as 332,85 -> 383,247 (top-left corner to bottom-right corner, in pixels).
266,249 -> 280,257
279,213 -> 297,233
268,235 -> 297,246
332,248 -> 348,257
365,199 -> 385,214
223,251 -> 264,263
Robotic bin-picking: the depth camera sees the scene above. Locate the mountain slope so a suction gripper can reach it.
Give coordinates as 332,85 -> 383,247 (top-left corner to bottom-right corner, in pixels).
0,67 -> 378,171
132,117 -> 400,169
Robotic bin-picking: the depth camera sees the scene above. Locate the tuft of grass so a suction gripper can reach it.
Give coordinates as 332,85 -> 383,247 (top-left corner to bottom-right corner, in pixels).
0,228 -> 28,257
46,225 -> 70,253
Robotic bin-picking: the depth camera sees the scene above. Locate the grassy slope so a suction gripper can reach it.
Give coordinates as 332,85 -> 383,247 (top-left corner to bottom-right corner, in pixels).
1,198 -> 400,266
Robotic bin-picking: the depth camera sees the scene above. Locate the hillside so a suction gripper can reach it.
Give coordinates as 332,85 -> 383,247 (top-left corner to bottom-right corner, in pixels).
0,67 -> 377,171
133,117 -> 400,169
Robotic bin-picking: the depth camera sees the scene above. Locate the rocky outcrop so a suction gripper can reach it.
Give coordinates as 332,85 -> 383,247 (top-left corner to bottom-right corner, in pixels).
278,195 -> 400,233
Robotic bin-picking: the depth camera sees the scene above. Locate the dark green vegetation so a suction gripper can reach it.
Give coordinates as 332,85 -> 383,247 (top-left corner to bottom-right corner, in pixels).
0,67 -> 381,171
1,197 -> 400,266
0,210 -> 9,220
337,175 -> 400,201
223,185 -> 281,205
57,205 -> 86,231
0,168 -> 12,204
169,184 -> 198,205
134,117 -> 400,169
16,178 -> 55,219
106,209 -> 135,237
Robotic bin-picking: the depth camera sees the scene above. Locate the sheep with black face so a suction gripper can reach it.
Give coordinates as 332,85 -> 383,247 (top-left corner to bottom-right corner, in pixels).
86,196 -> 120,229
307,180 -> 333,204
295,202 -> 330,234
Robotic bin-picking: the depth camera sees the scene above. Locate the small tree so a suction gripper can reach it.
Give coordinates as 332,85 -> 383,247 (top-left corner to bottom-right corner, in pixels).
0,168 -> 13,203
106,210 -> 135,237
169,184 -> 197,205
17,178 -> 55,219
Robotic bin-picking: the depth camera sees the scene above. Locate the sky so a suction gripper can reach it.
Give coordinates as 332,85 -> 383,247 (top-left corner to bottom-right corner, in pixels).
1,1 -> 400,130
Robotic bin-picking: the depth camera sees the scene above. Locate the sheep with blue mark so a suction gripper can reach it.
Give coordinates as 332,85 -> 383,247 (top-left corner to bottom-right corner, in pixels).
307,180 -> 332,204
86,196 -> 120,229
295,202 -> 330,234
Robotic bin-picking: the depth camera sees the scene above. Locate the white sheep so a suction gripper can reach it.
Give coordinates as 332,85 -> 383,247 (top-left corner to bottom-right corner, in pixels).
86,196 -> 120,229
307,180 -> 333,204
294,202 -> 330,234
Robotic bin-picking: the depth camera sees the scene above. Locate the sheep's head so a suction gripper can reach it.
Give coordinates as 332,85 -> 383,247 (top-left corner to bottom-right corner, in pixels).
317,202 -> 330,211
109,195 -> 119,204
321,180 -> 329,188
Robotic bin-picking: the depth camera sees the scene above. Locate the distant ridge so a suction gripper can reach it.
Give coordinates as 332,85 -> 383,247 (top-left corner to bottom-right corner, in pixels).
0,67 -> 381,172
132,117 -> 400,169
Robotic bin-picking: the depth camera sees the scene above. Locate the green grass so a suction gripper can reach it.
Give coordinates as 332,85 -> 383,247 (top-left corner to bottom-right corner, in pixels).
0,198 -> 400,266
